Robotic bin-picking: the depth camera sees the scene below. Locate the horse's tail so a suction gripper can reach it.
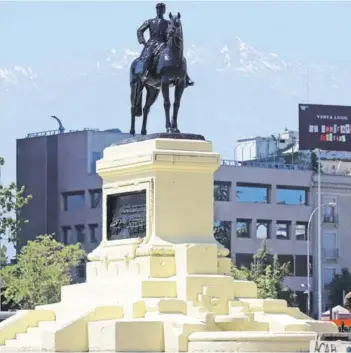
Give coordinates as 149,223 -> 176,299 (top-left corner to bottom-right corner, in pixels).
130,60 -> 143,118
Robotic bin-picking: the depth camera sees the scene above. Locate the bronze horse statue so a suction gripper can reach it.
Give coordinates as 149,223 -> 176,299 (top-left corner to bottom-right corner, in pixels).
129,12 -> 191,136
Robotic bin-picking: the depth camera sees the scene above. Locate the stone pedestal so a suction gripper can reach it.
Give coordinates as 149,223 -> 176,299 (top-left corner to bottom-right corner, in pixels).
0,135 -> 338,352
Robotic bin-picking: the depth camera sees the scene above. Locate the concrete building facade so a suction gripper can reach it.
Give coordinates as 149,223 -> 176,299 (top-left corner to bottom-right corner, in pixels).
16,128 -> 129,280
16,129 -> 351,315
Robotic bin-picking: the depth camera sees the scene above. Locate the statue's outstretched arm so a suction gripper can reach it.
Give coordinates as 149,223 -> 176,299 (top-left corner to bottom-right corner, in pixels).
137,20 -> 150,45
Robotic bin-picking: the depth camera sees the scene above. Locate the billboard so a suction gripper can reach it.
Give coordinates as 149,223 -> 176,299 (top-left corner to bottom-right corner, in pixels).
299,103 -> 351,152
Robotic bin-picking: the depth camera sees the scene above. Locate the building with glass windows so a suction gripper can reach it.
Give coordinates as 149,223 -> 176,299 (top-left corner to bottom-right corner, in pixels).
214,159 -> 351,316
16,128 -> 129,281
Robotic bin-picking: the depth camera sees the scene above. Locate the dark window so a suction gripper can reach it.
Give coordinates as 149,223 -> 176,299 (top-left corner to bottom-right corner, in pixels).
61,226 -> 72,245
63,191 -> 85,211
296,222 -> 308,241
90,152 -> 102,174
89,189 -> 102,209
213,221 -> 231,251
256,220 -> 271,239
236,219 -> 251,238
214,181 -> 231,201
295,255 -> 313,277
89,224 -> 99,243
236,183 -> 269,204
75,224 -> 85,243
235,253 -> 253,269
276,186 -> 308,205
277,255 -> 294,276
77,261 -> 86,279
276,221 -> 291,240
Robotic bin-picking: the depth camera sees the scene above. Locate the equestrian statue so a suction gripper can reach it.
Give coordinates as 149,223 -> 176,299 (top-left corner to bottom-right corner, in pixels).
129,2 -> 194,136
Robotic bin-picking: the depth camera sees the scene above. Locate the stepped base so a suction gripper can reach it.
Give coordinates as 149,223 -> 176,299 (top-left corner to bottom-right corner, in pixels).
0,247 -> 338,352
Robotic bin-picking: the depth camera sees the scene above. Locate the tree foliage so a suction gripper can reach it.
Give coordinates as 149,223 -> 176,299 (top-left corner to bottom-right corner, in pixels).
0,235 -> 86,309
0,245 -> 7,266
231,240 -> 297,306
328,268 -> 351,309
0,157 -> 32,243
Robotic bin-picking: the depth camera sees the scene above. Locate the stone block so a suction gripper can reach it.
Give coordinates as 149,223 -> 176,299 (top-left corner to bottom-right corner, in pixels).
232,280 -> 258,298
88,319 -> 164,352
218,257 -> 231,275
175,244 -> 218,275
141,279 -> 177,298
136,256 -> 176,278
158,299 -> 187,314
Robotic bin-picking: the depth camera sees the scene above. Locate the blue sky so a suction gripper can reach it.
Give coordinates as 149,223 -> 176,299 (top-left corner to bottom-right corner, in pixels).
2,0 -> 351,179
2,1 -> 351,257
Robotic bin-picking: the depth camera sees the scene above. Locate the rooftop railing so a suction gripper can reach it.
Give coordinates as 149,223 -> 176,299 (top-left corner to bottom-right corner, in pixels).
221,159 -> 310,171
26,128 -> 100,138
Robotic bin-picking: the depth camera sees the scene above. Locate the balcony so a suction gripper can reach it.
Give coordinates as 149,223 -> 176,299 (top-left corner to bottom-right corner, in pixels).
323,248 -> 339,261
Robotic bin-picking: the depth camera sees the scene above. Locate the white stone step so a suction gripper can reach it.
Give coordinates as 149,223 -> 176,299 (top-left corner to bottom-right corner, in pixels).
5,338 -> 41,350
26,326 -> 42,335
16,328 -> 43,341
38,320 -> 58,329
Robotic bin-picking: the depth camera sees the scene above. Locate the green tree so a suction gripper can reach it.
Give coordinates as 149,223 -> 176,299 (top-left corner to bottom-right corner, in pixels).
0,157 -> 32,243
231,240 -> 297,306
0,245 -> 7,266
0,235 -> 85,309
329,268 -> 351,308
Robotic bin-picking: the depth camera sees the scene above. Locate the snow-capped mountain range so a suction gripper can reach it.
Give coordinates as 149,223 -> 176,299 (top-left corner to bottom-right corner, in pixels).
0,37 -> 344,94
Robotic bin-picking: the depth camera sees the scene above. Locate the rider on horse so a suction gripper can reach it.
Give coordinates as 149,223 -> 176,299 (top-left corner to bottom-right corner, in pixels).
136,2 -> 194,87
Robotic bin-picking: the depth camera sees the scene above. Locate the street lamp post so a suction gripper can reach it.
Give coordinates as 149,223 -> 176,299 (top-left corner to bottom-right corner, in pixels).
307,201 -> 336,318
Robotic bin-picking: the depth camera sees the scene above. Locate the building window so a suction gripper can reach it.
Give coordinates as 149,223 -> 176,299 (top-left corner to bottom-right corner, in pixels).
89,224 -> 99,243
236,219 -> 251,238
323,231 -> 338,260
89,189 -> 102,208
213,221 -> 231,251
277,255 -> 294,276
236,183 -> 269,204
323,204 -> 337,223
90,152 -> 102,174
276,221 -> 291,240
62,226 -> 72,245
323,267 -> 337,288
63,191 -> 85,211
214,181 -> 231,201
295,255 -> 313,277
235,253 -> 253,269
296,222 -> 308,241
276,186 -> 308,205
256,220 -> 271,239
75,225 -> 85,243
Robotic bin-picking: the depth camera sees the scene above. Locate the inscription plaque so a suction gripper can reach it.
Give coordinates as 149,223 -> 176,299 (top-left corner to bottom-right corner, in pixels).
106,190 -> 147,241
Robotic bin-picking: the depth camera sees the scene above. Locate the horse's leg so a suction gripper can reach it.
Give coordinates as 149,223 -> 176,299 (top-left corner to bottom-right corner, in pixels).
171,79 -> 186,132
161,76 -> 171,132
130,81 -> 137,136
141,86 -> 159,135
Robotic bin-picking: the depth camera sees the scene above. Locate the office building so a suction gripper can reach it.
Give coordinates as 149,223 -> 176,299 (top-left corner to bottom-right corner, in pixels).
16,127 -> 129,281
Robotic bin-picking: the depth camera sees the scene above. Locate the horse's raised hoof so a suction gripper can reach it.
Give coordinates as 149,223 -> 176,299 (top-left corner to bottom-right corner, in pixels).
141,129 -> 147,136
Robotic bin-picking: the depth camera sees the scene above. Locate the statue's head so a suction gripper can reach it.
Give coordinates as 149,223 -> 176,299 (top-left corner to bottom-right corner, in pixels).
156,3 -> 166,17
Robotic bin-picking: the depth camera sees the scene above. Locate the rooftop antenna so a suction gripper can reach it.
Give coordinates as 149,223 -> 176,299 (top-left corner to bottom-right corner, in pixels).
50,115 -> 65,134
